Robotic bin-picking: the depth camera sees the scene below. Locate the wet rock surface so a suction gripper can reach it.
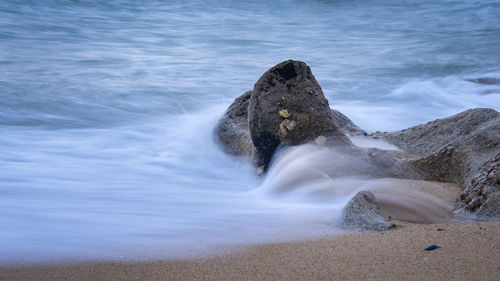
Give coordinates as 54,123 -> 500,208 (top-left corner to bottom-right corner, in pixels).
341,191 -> 394,231
215,91 -> 255,158
248,60 -> 351,169
380,108 -> 500,185
379,108 -> 500,215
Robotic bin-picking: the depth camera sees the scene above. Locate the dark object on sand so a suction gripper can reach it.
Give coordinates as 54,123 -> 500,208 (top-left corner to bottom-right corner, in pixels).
437,228 -> 445,231
424,245 -> 441,251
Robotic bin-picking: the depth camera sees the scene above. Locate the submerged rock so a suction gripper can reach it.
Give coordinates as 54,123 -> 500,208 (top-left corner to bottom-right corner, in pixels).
341,191 -> 394,231
248,60 -> 351,169
465,77 -> 500,85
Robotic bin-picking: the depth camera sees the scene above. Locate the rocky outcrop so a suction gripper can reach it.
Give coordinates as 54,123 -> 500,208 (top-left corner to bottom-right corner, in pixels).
214,61 -> 500,218
381,108 -> 500,158
341,191 -> 394,231
380,108 -> 500,185
248,60 -> 351,169
379,108 -> 500,215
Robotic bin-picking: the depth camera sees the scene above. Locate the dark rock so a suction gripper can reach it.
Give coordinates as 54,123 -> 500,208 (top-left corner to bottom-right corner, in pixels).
214,91 -> 255,159
341,191 -> 394,231
248,60 -> 351,169
465,77 -> 500,85
214,92 -> 365,164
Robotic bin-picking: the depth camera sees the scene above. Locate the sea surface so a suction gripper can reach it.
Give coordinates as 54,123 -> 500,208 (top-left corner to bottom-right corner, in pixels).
1,0 -> 500,264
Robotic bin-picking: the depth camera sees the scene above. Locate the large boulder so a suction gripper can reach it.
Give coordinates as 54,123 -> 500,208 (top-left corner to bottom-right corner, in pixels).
248,60 -> 351,169
379,108 -> 500,215
341,191 -> 394,231
214,93 -> 363,163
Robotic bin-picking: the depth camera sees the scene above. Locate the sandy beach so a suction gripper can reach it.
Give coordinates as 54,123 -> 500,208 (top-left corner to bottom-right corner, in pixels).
1,220 -> 498,281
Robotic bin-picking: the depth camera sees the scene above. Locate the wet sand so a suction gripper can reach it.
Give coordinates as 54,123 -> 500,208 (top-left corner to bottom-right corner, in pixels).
1,220 -> 499,281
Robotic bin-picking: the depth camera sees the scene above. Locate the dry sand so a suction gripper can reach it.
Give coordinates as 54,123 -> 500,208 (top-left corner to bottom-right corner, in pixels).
1,220 -> 499,281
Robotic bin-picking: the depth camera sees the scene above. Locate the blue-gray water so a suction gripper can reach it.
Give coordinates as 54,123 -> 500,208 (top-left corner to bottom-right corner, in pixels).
1,0 -> 500,263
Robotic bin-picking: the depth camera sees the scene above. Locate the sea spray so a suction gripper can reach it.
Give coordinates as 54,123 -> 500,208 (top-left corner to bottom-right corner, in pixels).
258,144 -> 456,223
0,107 -> 341,264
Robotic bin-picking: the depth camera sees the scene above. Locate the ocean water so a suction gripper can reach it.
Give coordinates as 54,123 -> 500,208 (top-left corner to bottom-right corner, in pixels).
1,0 -> 500,263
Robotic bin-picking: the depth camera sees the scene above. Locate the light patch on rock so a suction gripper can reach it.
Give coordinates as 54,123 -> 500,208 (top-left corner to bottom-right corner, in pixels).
279,109 -> 290,118
315,135 -> 327,146
278,123 -> 288,139
282,119 -> 296,131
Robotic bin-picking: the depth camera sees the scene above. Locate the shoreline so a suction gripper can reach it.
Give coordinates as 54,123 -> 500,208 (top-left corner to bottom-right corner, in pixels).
2,220 -> 499,281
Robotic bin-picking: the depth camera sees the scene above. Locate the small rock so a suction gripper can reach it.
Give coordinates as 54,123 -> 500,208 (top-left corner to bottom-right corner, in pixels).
341,191 -> 394,231
424,245 -> 441,251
